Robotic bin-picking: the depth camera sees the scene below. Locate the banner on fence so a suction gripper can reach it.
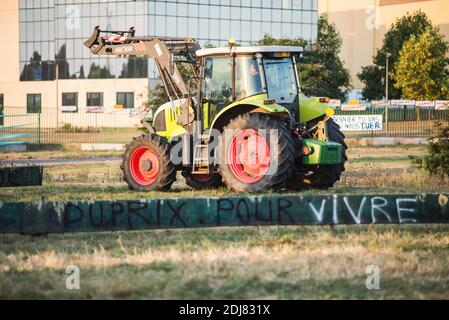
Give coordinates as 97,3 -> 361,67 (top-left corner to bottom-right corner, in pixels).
415,101 -> 435,108
372,100 -> 390,107
341,104 -> 367,111
435,100 -> 449,110
328,99 -> 341,108
86,106 -> 104,113
61,105 -> 78,113
333,115 -> 383,131
390,100 -> 416,106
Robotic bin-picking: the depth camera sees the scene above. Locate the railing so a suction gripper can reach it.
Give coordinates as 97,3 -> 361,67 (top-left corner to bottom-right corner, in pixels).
3,106 -> 142,144
1,104 -> 448,145
0,113 -> 40,147
334,106 -> 449,137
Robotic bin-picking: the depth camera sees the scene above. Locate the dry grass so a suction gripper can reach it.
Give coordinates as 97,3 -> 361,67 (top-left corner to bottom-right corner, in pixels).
1,225 -> 449,299
1,145 -> 449,299
1,144 -> 448,202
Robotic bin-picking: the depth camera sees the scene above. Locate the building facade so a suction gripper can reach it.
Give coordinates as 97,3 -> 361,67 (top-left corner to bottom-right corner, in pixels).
319,0 -> 449,97
0,0 -> 318,128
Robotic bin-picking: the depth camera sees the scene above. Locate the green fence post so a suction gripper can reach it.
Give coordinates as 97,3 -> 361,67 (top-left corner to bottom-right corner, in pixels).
37,113 -> 41,145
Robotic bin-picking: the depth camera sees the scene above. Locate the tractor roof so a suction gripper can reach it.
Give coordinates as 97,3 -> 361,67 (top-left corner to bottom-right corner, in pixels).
195,46 -> 303,57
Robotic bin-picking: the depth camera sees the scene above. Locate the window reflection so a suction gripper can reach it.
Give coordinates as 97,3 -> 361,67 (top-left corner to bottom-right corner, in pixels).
19,0 -> 317,82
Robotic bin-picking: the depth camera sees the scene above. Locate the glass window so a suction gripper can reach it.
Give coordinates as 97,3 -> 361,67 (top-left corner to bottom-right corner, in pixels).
87,92 -> 103,107
210,5 -> 220,19
62,92 -> 78,112
235,56 -> 265,100
302,11 -> 312,24
263,57 -> 298,104
252,8 -> 261,21
303,0 -> 313,10
202,57 -> 233,105
199,18 -> 209,39
220,5 -> 230,19
27,94 -> 41,113
167,2 -> 177,15
178,3 -> 187,16
117,92 -> 134,109
272,9 -> 282,22
291,0 -> 301,9
283,8 -> 292,22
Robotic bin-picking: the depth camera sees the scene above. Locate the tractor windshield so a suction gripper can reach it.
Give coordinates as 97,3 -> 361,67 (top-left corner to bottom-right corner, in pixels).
262,57 -> 298,104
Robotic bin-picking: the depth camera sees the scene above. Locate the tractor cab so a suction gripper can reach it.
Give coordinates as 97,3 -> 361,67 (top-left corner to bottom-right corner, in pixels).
195,46 -> 303,129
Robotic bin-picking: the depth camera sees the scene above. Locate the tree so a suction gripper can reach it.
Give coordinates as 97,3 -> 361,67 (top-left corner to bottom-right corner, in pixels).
145,62 -> 194,115
256,14 -> 351,100
413,122 -> 449,177
395,26 -> 449,100
358,10 -> 433,100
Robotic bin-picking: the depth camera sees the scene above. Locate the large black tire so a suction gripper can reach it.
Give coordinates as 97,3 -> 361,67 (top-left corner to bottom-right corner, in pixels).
218,113 -> 295,192
182,170 -> 224,189
292,118 -> 347,190
121,134 -> 176,192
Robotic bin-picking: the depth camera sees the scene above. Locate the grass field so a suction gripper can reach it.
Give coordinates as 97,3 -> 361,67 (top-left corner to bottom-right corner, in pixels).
1,144 -> 449,299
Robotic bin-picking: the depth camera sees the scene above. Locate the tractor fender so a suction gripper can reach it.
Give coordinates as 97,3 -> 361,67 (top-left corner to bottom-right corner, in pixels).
299,97 -> 330,123
210,100 -> 290,133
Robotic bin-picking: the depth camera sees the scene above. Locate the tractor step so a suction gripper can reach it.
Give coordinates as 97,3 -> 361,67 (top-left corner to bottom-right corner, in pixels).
192,142 -> 210,174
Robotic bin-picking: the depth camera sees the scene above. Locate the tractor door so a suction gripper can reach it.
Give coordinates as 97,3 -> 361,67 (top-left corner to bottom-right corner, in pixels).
200,57 -> 233,129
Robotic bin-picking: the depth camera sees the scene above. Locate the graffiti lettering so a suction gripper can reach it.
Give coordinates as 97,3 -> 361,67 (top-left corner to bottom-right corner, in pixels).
0,194 -> 448,234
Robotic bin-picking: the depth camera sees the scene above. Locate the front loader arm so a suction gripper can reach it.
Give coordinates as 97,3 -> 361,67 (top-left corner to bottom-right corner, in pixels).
84,26 -> 201,127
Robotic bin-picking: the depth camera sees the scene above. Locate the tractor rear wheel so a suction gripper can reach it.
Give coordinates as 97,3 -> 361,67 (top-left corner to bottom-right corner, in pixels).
218,113 -> 295,192
292,118 -> 347,190
121,134 -> 176,192
182,170 -> 224,189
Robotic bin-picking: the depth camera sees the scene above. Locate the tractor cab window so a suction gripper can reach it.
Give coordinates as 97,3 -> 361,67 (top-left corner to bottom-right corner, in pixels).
235,56 -> 265,100
202,57 -> 233,105
263,57 -> 298,104
202,57 -> 233,126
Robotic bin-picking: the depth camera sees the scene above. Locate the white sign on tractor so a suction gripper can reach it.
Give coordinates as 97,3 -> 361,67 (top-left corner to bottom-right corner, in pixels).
333,115 -> 383,131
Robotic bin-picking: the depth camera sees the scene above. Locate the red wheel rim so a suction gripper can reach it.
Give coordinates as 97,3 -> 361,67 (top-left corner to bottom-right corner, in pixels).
228,129 -> 270,183
191,173 -> 215,182
129,146 -> 160,185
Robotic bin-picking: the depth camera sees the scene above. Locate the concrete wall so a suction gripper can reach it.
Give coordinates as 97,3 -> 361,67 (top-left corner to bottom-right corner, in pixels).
319,0 -> 449,89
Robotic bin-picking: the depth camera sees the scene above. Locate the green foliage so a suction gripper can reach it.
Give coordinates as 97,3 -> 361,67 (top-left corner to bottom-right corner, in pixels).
257,14 -> 351,100
413,122 -> 449,177
145,63 -> 195,115
358,10 -> 433,100
56,123 -> 99,133
395,27 -> 449,100
88,63 -> 114,79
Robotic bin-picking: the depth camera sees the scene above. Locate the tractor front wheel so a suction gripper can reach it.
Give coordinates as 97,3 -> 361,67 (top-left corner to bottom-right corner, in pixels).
218,113 -> 295,192
121,134 -> 176,192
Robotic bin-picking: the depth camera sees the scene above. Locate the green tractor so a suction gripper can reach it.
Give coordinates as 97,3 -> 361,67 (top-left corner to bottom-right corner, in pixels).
84,27 -> 347,192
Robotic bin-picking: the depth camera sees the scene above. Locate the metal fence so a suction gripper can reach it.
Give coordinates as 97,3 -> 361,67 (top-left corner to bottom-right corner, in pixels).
334,106 -> 449,137
0,113 -> 40,146
1,104 -> 448,145
2,107 -> 141,144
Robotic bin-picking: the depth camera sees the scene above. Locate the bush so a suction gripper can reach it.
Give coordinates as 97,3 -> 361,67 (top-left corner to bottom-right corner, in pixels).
57,123 -> 100,133
413,122 -> 449,177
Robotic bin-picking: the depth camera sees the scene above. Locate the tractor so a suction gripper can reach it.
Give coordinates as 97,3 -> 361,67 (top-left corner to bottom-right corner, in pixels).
84,27 -> 347,192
